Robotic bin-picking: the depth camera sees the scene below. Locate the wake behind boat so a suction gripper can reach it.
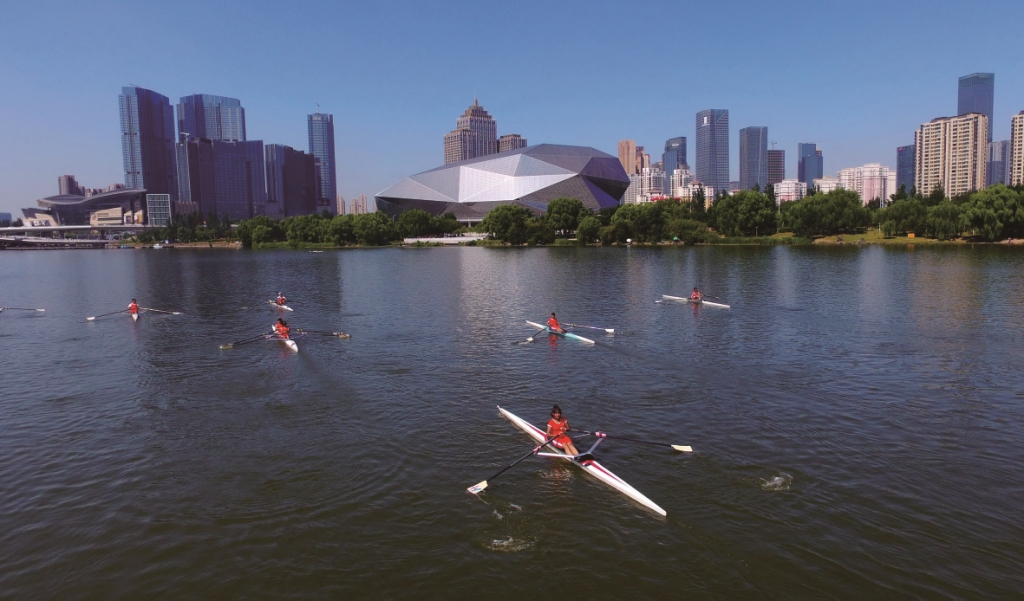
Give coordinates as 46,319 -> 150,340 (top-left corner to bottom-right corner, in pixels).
525,320 -> 595,344
496,406 -> 666,516
662,294 -> 730,309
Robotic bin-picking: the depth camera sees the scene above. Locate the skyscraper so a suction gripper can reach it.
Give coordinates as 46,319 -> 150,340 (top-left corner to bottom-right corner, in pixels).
265,144 -> 319,218
958,73 -> 995,141
177,94 -> 246,142
176,138 -> 267,220
915,113 -> 988,196
119,86 -> 178,198
986,140 -> 1011,187
618,139 -> 638,174
443,99 -> 497,163
739,126 -> 768,190
897,145 -> 916,192
1010,112 -> 1024,186
498,134 -> 527,152
767,149 -> 785,185
308,112 -> 337,211
696,109 -> 729,193
798,143 -> 823,186
662,137 -> 686,193
59,175 -> 83,196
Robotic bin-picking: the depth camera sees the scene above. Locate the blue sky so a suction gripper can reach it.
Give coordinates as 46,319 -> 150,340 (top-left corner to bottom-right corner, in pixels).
1,0 -> 1021,215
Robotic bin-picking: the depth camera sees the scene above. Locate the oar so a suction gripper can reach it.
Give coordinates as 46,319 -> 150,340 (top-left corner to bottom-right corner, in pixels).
295,328 -> 351,338
141,307 -> 182,315
565,323 -> 614,333
572,429 -> 693,453
1,307 -> 46,312
84,309 -> 129,321
219,332 -> 273,349
468,435 -> 560,494
525,326 -> 549,343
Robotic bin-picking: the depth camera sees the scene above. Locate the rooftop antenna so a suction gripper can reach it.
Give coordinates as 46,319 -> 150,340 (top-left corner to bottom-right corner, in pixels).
316,102 -> 321,114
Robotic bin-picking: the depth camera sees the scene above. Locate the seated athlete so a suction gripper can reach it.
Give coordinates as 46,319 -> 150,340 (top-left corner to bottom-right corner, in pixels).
690,288 -> 703,301
546,312 -> 565,333
128,299 -> 140,314
546,405 -> 581,457
276,292 -> 288,305
274,318 -> 290,338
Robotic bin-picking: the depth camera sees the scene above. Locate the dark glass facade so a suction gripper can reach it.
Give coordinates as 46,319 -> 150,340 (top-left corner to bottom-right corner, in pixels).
739,126 -> 768,190
307,113 -> 337,211
767,149 -> 785,185
987,140 -> 1010,187
958,73 -> 994,141
662,137 -> 687,193
897,144 -> 916,192
798,143 -> 823,185
176,139 -> 266,220
119,86 -> 178,199
177,94 -> 246,142
265,144 -> 319,218
696,110 -> 729,193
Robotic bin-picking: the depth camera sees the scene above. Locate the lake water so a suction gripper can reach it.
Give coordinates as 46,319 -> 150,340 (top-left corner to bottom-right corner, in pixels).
1,246 -> 1022,598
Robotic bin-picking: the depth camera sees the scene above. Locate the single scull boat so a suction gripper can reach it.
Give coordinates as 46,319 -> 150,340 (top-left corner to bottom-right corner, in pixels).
525,320 -> 595,344
269,300 -> 294,312
662,295 -> 730,309
497,406 -> 666,516
274,333 -> 298,352
131,312 -> 139,322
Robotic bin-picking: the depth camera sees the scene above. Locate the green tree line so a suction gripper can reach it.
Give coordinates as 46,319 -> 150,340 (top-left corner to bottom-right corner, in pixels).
236,209 -> 464,248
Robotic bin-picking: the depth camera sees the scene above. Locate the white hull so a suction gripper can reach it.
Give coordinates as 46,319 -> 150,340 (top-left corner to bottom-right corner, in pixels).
131,312 -> 139,322
497,406 -> 666,516
525,321 -> 596,344
662,295 -> 730,309
274,334 -> 298,352
270,301 -> 294,312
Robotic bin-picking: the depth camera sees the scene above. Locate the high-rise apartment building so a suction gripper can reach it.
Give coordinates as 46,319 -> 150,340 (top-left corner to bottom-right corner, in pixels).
119,86 -> 178,198
336,194 -> 346,215
308,112 -> 337,211
776,179 -> 807,202
897,145 -> 916,192
739,126 -> 768,190
1010,112 -> 1024,186
696,109 -> 729,193
618,139 -> 638,174
914,113 -> 988,196
498,134 -> 527,153
177,94 -> 246,142
837,164 -> 897,205
176,138 -> 267,220
767,149 -> 785,185
59,175 -> 84,196
797,143 -> 823,186
265,144 -> 319,218
662,137 -> 687,194
350,194 -> 368,215
958,73 -> 995,142
443,99 -> 497,163
987,141 -> 1011,187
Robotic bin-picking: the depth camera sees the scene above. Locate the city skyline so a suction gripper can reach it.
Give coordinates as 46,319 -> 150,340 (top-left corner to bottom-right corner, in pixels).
2,0 -> 1023,215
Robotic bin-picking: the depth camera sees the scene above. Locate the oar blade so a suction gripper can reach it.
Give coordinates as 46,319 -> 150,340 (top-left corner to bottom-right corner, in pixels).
467,481 -> 488,495
86,316 -> 97,321
36,309 -> 46,312
672,445 -> 693,453
219,344 -> 233,349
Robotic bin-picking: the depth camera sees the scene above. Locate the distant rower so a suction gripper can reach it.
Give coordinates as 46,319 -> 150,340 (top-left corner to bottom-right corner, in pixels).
546,405 -> 581,457
274,317 -> 290,339
546,312 -> 565,333
128,299 -> 140,314
276,292 -> 288,305
690,288 -> 703,301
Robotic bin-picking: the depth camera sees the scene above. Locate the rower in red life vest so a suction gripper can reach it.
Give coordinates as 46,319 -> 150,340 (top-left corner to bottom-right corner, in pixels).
546,405 -> 580,456
128,299 -> 140,314
276,292 -> 288,305
690,288 -> 703,301
274,318 -> 290,339
546,312 -> 565,333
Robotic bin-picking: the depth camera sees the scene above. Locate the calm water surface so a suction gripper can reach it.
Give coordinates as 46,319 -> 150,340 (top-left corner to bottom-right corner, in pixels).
1,246 -> 1022,598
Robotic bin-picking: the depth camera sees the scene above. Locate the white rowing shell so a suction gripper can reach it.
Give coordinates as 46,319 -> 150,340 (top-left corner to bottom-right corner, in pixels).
661,295 -> 730,309
525,320 -> 596,344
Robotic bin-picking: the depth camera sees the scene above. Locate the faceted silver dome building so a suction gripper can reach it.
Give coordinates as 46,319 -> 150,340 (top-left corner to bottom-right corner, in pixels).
375,144 -> 629,223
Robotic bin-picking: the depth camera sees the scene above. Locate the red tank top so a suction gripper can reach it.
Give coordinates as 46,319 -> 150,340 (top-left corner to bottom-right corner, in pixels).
547,417 -> 569,437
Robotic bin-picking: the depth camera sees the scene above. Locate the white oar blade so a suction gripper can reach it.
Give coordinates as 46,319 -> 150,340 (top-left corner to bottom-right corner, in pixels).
605,328 -> 614,333
86,317 -> 96,321
672,445 -> 693,453
37,309 -> 46,312
467,481 -> 488,494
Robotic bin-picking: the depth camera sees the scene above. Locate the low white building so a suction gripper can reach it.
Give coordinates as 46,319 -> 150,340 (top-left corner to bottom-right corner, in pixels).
813,176 -> 842,193
624,167 -> 665,204
776,179 -> 807,202
672,183 -> 714,210
838,163 -> 896,205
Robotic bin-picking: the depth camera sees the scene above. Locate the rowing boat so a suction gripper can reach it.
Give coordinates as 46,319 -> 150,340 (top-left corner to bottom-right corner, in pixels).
274,333 -> 298,352
131,312 -> 139,322
269,301 -> 294,312
661,294 -> 730,309
525,321 -> 595,344
497,406 -> 666,516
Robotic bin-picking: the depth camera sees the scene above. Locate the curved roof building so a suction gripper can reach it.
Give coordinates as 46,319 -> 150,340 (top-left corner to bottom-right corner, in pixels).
375,144 -> 629,222
33,188 -> 146,225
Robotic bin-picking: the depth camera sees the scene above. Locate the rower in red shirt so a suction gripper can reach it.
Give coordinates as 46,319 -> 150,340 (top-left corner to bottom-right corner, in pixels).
546,312 -> 565,333
690,287 -> 703,301
128,299 -> 140,314
546,405 -> 580,456
276,292 -> 288,305
274,318 -> 290,339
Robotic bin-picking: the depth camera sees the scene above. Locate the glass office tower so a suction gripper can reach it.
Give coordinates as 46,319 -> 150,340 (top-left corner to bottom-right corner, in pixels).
308,112 -> 337,210
695,110 -> 729,194
957,73 -> 994,141
119,86 -> 178,199
662,137 -> 687,194
798,143 -> 823,186
896,144 -> 916,192
177,94 -> 246,142
739,126 -> 768,190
